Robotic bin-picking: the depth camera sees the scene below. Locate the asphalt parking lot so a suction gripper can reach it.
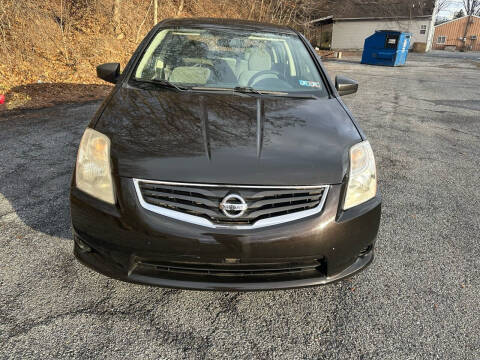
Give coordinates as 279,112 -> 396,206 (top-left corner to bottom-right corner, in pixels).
1,52 -> 479,359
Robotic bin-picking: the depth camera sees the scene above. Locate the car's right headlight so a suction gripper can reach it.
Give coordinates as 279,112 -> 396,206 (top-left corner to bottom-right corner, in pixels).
343,140 -> 377,210
75,128 -> 115,204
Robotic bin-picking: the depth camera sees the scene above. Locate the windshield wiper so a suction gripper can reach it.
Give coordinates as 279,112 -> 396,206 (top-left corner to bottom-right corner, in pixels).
189,86 -> 263,96
189,86 -> 318,99
134,78 -> 190,91
233,86 -> 263,95
269,93 -> 319,99
234,87 -> 317,99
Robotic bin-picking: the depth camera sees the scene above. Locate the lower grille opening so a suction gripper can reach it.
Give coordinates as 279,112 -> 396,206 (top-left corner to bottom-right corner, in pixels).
136,259 -> 326,277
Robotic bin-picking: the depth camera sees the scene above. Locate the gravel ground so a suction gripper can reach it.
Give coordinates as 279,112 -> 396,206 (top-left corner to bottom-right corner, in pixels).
1,52 -> 479,359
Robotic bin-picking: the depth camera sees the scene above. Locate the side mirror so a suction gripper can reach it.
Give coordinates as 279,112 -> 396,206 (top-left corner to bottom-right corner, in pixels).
97,63 -> 120,84
335,75 -> 358,96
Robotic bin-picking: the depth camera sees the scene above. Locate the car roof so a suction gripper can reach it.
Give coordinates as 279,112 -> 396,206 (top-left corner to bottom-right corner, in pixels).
157,17 -> 297,34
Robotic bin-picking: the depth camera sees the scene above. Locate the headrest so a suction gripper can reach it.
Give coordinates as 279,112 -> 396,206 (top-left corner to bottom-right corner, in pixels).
180,40 -> 209,58
248,48 -> 272,71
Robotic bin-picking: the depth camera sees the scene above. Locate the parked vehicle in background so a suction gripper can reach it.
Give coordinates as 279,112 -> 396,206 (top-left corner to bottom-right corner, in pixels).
70,18 -> 381,291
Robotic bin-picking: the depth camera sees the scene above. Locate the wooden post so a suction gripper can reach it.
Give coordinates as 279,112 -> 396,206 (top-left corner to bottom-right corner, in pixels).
176,0 -> 184,17
113,0 -> 121,35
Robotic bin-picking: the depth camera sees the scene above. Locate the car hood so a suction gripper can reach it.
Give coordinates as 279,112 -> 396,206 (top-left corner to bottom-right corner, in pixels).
95,87 -> 361,185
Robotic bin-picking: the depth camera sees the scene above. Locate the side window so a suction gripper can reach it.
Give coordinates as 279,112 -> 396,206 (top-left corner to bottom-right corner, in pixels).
294,46 -> 318,80
144,35 -> 181,80
135,29 -> 169,78
420,25 -> 427,35
437,36 -> 446,44
297,55 -> 313,78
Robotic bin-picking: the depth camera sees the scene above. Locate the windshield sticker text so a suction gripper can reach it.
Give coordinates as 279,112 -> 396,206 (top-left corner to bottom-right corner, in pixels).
299,80 -> 322,88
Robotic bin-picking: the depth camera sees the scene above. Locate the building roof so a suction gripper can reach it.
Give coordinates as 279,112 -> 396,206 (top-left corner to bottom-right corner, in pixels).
434,15 -> 480,27
310,0 -> 436,23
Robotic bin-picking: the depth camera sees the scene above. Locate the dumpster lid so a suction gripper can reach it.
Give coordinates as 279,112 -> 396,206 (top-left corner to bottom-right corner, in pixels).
375,30 -> 412,35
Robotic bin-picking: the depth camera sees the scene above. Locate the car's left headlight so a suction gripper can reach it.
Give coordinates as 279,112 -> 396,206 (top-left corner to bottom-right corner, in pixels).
75,128 -> 115,204
343,140 -> 377,210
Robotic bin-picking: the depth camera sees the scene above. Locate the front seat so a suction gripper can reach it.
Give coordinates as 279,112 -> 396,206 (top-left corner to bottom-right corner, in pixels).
234,47 -> 254,78
238,48 -> 277,87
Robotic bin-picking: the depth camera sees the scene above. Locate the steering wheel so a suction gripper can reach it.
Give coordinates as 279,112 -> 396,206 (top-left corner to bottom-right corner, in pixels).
247,70 -> 281,87
193,63 -> 219,81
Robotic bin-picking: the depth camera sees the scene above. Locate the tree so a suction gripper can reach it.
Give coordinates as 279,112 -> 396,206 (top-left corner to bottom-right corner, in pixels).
176,0 -> 185,17
434,0 -> 450,24
154,0 -> 158,24
436,0 -> 450,14
453,9 -> 465,18
113,0 -> 121,35
435,16 -> 449,25
463,0 -> 480,15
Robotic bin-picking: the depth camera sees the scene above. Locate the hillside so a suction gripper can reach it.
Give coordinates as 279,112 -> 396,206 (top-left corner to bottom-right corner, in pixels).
0,0 -> 325,110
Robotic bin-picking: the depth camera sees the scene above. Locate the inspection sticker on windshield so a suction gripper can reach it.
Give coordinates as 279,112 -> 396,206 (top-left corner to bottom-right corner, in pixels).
299,80 -> 322,88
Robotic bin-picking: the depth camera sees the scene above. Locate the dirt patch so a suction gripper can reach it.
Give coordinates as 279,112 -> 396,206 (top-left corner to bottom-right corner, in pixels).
0,83 -> 112,114
437,64 -> 462,69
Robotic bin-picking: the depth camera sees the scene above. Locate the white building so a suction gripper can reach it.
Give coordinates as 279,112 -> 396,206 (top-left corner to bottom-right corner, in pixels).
310,0 -> 437,51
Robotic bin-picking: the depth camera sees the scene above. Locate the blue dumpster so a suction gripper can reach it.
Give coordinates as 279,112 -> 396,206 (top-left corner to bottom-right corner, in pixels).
361,30 -> 411,66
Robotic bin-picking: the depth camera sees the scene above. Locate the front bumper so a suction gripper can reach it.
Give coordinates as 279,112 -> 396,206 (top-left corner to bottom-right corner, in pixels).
70,177 -> 381,291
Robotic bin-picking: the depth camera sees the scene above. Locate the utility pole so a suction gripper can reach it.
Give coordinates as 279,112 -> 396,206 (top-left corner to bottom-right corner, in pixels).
462,15 -> 472,51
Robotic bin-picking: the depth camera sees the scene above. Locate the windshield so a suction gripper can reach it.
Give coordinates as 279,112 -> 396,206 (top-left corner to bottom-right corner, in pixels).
132,27 -> 328,96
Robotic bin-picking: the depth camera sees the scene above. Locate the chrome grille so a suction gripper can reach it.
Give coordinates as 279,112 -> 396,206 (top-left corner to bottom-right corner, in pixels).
134,179 -> 329,229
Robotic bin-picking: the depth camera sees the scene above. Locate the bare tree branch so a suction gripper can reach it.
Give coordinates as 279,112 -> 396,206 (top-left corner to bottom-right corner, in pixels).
463,0 -> 480,15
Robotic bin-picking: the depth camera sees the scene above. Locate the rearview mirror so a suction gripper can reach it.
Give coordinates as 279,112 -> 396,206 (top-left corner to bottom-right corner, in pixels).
97,63 -> 120,84
335,75 -> 358,96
